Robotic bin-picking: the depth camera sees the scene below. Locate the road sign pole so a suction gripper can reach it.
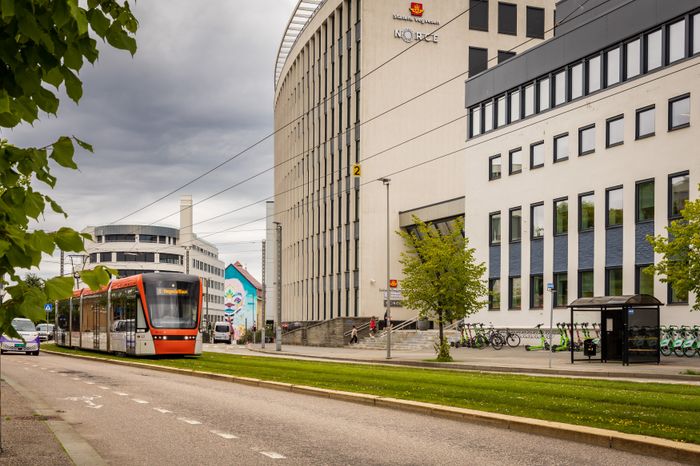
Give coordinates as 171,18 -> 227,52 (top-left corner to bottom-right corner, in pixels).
547,283 -> 556,369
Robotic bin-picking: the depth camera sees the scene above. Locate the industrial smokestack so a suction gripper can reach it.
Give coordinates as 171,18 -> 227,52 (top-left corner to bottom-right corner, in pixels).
180,195 -> 193,245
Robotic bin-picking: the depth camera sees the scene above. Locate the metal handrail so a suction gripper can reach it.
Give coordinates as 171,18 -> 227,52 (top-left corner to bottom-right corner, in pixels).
343,320 -> 371,338
376,315 -> 419,338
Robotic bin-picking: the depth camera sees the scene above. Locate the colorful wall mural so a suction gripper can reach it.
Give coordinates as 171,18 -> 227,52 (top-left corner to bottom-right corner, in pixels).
223,262 -> 261,340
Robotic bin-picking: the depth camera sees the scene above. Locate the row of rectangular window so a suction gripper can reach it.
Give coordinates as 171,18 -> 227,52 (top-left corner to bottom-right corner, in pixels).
469,11 -> 700,138
469,1 -> 545,39
488,94 -> 691,180
489,265 -> 685,310
488,172 -> 689,244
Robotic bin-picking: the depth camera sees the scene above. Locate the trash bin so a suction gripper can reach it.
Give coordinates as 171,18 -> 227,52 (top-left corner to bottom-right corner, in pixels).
583,338 -> 597,357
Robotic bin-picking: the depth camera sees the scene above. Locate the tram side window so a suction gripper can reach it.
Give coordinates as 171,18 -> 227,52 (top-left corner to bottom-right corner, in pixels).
71,299 -> 80,332
57,300 -> 69,330
82,296 -> 97,332
112,287 -> 138,332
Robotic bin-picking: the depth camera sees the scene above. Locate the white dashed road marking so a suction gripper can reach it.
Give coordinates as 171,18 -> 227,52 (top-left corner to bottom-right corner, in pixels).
132,399 -> 149,404
71,377 -> 81,381
260,452 -> 286,459
114,392 -> 129,396
210,430 -> 238,439
49,370 -> 56,373
84,381 -> 95,385
60,374 -> 67,377
98,386 -> 110,390
177,418 -> 201,425
153,408 -> 172,414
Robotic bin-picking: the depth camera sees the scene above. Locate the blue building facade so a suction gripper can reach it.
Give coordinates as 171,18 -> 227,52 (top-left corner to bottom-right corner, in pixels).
223,262 -> 261,339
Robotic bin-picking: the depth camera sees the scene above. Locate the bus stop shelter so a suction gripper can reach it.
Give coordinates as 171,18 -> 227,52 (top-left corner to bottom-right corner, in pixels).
568,295 -> 661,365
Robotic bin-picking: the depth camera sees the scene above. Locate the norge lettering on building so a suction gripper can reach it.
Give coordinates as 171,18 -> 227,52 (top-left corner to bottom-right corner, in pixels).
393,2 -> 439,44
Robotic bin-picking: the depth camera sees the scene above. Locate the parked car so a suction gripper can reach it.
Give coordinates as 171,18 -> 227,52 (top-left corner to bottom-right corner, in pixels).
1,318 -> 40,355
213,322 -> 232,344
36,323 -> 55,341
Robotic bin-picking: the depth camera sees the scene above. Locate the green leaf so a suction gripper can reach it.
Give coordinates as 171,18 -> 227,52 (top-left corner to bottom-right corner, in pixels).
30,230 -> 56,254
63,44 -> 83,70
73,136 -> 93,152
87,9 -> 109,37
106,23 -> 136,55
54,227 -> 84,252
44,67 -> 64,88
49,199 -> 67,216
34,87 -> 60,114
0,91 -> 10,113
1,0 -> 15,19
60,67 -> 82,103
18,287 -> 47,322
45,276 -> 74,300
80,266 -> 111,290
24,191 -> 45,219
50,136 -> 77,168
67,0 -> 88,35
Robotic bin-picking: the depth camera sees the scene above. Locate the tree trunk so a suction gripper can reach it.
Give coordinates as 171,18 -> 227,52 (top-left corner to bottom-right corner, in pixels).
438,310 -> 444,343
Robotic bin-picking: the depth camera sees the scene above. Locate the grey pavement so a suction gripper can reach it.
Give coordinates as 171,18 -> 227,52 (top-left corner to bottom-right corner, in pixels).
203,342 -> 700,384
1,352 -> 684,465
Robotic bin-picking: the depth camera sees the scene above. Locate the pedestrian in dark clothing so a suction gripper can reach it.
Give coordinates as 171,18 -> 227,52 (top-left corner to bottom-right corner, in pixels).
350,325 -> 358,344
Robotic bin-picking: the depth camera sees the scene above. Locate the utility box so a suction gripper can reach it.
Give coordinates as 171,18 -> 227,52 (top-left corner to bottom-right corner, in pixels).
583,339 -> 597,357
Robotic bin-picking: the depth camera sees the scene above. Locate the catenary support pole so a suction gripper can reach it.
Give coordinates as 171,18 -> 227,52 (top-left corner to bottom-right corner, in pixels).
548,288 -> 556,369
381,178 -> 392,360
261,240 -> 266,349
275,222 -> 282,352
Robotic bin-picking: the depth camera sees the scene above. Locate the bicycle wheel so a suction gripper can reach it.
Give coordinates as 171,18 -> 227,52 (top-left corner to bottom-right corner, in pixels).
474,335 -> 487,349
673,346 -> 685,357
506,333 -> 520,348
490,334 -> 504,350
660,345 -> 672,357
683,347 -> 697,357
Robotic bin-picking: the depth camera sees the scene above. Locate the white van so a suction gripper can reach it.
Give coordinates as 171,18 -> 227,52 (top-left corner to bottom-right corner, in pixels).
213,322 -> 232,344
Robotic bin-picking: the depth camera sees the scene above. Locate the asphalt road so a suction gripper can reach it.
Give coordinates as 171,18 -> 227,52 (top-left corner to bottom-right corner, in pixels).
1,352 -> 683,465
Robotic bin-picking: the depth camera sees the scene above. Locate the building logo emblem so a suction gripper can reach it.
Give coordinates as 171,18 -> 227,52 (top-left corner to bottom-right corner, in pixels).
398,28 -> 414,43
410,2 -> 424,17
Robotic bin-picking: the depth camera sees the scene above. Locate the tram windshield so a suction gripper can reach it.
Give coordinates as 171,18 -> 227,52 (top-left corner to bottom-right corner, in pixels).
143,277 -> 199,329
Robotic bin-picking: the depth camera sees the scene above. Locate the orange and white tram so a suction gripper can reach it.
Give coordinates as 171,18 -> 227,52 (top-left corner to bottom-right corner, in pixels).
55,273 -> 202,356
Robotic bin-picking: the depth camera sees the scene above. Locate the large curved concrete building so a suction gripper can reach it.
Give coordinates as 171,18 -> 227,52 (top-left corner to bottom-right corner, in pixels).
274,0 -> 555,323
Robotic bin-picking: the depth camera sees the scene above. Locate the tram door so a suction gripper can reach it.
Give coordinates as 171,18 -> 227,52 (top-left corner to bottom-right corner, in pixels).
96,295 -> 108,351
110,287 -> 138,355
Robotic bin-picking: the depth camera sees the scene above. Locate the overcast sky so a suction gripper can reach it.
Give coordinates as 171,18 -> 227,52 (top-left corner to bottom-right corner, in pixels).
10,1 -> 298,282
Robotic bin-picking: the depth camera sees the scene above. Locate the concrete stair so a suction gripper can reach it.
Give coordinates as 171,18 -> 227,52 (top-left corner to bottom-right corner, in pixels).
351,329 -> 458,351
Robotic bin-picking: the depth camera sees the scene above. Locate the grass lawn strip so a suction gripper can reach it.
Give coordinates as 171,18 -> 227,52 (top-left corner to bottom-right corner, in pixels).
43,345 -> 700,444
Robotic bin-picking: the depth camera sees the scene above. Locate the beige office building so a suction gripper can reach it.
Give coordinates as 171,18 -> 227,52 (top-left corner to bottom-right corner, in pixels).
464,0 -> 700,327
274,0 -> 555,322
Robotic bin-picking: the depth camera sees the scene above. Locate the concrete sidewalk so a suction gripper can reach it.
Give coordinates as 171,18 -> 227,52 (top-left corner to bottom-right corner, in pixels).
0,379 -> 72,466
236,342 -> 700,383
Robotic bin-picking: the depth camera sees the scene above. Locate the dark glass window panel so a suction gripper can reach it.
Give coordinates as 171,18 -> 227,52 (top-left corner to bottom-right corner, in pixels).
606,268 -> 623,295
509,208 -> 522,242
531,204 -> 544,238
669,173 -> 689,218
116,252 -> 155,262
509,148 -> 522,174
579,125 -> 595,155
531,275 -> 544,308
498,2 -> 517,35
579,193 -> 595,231
607,188 -> 623,227
579,270 -> 594,298
509,276 -> 521,309
606,116 -> 624,147
669,283 -> 688,304
668,19 -> 686,63
105,234 -> 136,243
526,6 -> 544,39
489,278 -> 501,310
89,253 -> 97,263
636,265 -> 654,295
160,253 -> 183,265
554,272 -> 568,307
99,252 -> 112,262
490,212 -> 501,244
530,142 -> 544,168
636,180 -> 654,222
636,107 -> 655,138
554,134 -> 569,161
669,96 -> 690,129
469,47 -> 488,77
489,155 -> 502,180
140,234 -> 158,243
469,0 -> 489,31
498,50 -> 516,63
554,199 -> 568,235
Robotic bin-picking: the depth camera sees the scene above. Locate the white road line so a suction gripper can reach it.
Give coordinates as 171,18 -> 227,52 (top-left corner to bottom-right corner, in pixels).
176,417 -> 201,425
260,452 -> 286,459
210,430 -> 238,439
71,377 -> 81,381
60,374 -> 67,377
153,408 -> 172,414
98,386 -> 110,390
32,364 -> 38,367
40,367 -> 47,370
84,381 -> 95,385
114,392 -> 129,396
132,399 -> 149,404
49,370 -> 56,373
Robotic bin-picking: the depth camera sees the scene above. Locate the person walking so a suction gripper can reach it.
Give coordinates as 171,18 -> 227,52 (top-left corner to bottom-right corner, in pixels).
350,325 -> 358,344
369,317 -> 377,337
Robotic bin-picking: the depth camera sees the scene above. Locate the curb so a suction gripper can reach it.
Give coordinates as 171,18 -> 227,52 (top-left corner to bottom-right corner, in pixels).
43,349 -> 700,465
247,347 -> 700,382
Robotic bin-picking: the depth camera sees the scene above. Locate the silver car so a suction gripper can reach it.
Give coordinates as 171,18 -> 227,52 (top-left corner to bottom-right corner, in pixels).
36,323 -> 55,342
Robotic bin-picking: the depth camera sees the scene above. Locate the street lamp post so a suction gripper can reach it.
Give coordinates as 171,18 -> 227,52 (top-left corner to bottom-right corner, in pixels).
274,222 -> 282,352
547,283 -> 556,369
380,178 -> 392,360
68,254 -> 87,290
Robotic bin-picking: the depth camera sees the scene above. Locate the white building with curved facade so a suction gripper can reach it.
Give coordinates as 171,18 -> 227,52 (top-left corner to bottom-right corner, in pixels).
82,196 -> 227,322
274,0 -> 555,323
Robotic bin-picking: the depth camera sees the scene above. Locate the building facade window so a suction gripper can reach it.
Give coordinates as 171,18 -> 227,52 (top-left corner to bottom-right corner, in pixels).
524,83 -> 535,116
579,270 -> 594,298
669,172 -> 690,219
470,106 -> 481,137
99,252 -> 112,262
694,13 -> 700,54
668,283 -> 688,304
606,187 -> 623,227
587,55 -> 601,93
579,192 -> 595,231
669,94 -> 690,130
578,124 -> 595,156
668,19 -> 686,64
646,29 -> 662,71
554,70 -> 566,106
531,203 -> 544,239
489,154 -> 502,180
636,179 -> 655,222
509,147 -> 522,174
469,0 -> 489,31
105,234 -> 135,243
509,276 -> 521,309
530,274 -> 544,308
489,212 -> 501,244
509,207 -> 522,242
530,141 -> 544,169
469,46 -> 488,77
489,278 -> 500,310
636,265 -> 654,295
570,62 -> 583,99
509,90 -> 521,122
554,133 -> 569,162
636,105 -> 655,139
526,6 -> 544,39
498,50 -> 516,63
606,114 -> 624,147
554,198 -> 568,235
554,272 -> 568,307
605,47 -> 620,86
625,38 -> 641,79
484,101 -> 494,132
538,78 -> 550,111
496,95 -> 506,127
606,268 -> 623,295
498,2 -> 517,36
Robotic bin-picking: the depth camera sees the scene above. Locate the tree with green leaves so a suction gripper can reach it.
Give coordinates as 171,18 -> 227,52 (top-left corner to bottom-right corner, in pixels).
398,216 -> 488,361
647,193 -> 700,310
0,0 -> 137,338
